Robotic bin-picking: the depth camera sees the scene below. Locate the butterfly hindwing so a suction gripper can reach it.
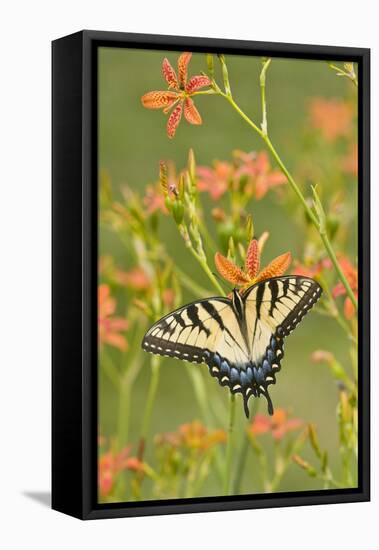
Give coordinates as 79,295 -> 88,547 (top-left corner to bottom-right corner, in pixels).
142,276 -> 322,417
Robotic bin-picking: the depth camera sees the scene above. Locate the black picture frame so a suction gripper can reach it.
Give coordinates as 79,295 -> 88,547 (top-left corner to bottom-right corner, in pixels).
52,30 -> 370,520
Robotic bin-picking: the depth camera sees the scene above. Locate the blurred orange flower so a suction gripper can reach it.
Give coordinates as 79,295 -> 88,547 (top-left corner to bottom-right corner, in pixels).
197,161 -> 233,200
141,52 -> 211,138
143,183 -> 168,215
292,258 -> 332,278
98,284 -> 129,351
234,150 -> 287,199
197,151 -> 286,201
114,267 -> 151,291
309,98 -> 354,142
98,446 -> 145,497
341,143 -> 358,177
332,256 -> 358,319
156,420 -> 226,451
215,238 -> 291,291
162,288 -> 175,309
249,409 -> 303,441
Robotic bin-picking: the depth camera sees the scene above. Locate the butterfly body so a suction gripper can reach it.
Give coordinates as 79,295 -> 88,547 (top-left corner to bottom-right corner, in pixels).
142,276 -> 322,417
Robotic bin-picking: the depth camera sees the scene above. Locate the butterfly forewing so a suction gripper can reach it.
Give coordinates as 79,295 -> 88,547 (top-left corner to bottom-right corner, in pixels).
142,298 -> 249,366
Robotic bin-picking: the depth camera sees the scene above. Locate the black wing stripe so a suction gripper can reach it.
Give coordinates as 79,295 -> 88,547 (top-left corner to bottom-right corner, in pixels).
268,279 -> 279,317
201,300 -> 225,331
186,304 -> 211,337
255,282 -> 265,319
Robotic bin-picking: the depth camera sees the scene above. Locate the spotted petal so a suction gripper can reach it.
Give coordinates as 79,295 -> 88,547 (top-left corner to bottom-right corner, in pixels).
215,252 -> 250,285
184,97 -> 202,125
245,239 -> 260,279
186,75 -> 211,93
254,252 -> 292,283
167,102 -> 183,138
141,91 -> 179,110
178,52 -> 192,88
162,58 -> 178,89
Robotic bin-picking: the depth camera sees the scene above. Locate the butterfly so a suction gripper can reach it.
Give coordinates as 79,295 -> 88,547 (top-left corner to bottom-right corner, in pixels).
142,275 -> 322,417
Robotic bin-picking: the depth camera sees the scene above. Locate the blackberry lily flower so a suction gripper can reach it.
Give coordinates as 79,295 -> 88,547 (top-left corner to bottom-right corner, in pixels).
141,52 -> 211,138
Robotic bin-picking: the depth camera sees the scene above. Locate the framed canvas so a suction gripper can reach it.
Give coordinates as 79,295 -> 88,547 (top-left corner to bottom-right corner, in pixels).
52,30 -> 370,520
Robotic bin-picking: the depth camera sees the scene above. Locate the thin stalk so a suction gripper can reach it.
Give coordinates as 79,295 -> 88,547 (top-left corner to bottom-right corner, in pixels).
117,379 -> 131,449
139,354 -> 161,458
100,351 -> 120,389
175,265 -> 212,297
182,225 -> 225,296
232,432 -> 249,495
260,58 -> 272,136
223,393 -> 237,495
233,399 -> 259,494
185,366 -> 225,482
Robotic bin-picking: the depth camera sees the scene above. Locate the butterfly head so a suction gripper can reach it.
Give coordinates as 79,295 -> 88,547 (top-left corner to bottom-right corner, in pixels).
231,288 -> 245,319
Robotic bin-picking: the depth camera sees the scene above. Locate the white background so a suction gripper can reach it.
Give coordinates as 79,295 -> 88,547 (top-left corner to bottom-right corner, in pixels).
0,1 -> 376,548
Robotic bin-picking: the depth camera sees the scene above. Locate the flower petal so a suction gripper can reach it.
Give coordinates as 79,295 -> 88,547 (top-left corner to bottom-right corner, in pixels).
162,58 -> 178,89
255,251 -> 292,283
184,97 -> 202,125
141,91 -> 179,109
245,239 -> 260,279
215,252 -> 250,285
186,75 -> 211,93
178,52 -> 192,88
167,102 -> 183,139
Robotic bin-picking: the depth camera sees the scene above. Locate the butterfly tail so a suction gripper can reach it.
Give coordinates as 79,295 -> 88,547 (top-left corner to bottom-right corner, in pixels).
263,388 -> 274,416
243,394 -> 250,418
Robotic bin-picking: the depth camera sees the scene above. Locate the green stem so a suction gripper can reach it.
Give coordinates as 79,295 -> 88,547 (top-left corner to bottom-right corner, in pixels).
260,58 -> 271,136
223,393 -> 237,495
233,399 -> 259,494
216,78 -> 357,311
100,350 -> 120,389
117,379 -> 131,449
175,264 -> 212,297
232,432 -> 249,495
182,225 -> 226,296
139,354 -> 161,458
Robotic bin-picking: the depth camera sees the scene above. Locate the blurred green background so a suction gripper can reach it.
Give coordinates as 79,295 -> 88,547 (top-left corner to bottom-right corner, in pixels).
98,47 -> 357,498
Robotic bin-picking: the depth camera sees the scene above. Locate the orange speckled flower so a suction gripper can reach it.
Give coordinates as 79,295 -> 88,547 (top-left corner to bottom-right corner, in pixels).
309,98 -> 354,142
141,52 -> 211,138
249,409 -> 303,441
332,256 -> 358,320
215,238 -> 291,292
98,284 -> 129,351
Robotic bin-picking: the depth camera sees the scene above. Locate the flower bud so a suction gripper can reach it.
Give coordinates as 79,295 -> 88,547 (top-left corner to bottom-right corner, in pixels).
308,424 -> 322,459
292,454 -> 317,477
165,195 -> 173,212
245,214 -> 254,242
160,161 -> 168,195
188,149 -> 196,182
172,200 -> 185,225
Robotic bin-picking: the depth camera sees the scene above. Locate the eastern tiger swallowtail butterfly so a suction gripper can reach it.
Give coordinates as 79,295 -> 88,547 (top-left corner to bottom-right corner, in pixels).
142,276 -> 322,417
